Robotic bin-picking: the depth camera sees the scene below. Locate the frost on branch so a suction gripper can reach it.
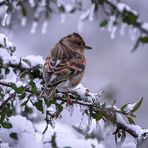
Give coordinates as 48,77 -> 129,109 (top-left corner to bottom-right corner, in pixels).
0,33 -> 148,147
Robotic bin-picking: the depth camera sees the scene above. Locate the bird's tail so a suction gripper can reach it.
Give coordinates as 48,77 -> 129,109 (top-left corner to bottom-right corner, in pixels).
41,86 -> 56,98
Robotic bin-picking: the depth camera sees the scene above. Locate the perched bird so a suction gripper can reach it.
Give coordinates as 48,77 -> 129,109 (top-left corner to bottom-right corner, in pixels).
43,32 -> 92,98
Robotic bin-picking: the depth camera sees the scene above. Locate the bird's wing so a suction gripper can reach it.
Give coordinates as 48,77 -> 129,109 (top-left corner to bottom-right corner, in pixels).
43,54 -> 85,87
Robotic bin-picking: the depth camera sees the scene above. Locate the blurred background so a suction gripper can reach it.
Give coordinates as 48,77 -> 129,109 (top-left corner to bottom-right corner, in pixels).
0,0 -> 148,129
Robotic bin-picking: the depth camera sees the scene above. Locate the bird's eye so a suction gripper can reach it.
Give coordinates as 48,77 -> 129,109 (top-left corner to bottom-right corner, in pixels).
76,42 -> 82,46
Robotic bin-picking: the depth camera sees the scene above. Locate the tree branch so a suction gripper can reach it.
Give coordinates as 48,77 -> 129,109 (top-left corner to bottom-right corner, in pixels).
105,0 -> 148,35
0,80 -> 148,141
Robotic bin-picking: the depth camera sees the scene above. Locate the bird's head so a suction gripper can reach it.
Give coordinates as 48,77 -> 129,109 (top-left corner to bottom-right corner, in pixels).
60,32 -> 92,53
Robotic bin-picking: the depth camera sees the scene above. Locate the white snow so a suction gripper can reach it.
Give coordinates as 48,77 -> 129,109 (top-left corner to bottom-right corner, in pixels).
117,3 -> 138,15
0,48 -> 19,64
128,26 -> 137,41
72,84 -> 103,102
0,33 -> 14,48
89,4 -> 95,21
35,121 -> 100,148
24,55 -> 44,67
30,21 -> 38,34
0,115 -> 42,148
116,114 -> 148,141
80,10 -> 90,21
2,13 -> 9,26
60,13 -> 66,24
65,4 -> 74,12
78,21 -> 85,33
141,23 -> 148,31
110,26 -> 117,39
29,0 -> 35,7
120,23 -> 127,36
0,115 -> 106,148
41,21 -> 48,34
21,17 -> 27,27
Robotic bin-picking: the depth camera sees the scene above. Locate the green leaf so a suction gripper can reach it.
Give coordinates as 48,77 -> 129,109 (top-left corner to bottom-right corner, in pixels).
140,36 -> 148,43
59,5 -> 65,13
6,104 -> 13,117
10,132 -> 18,140
45,99 -> 51,107
127,116 -> 135,125
22,59 -> 31,67
5,68 -> 10,75
34,100 -> 43,112
16,86 -> 25,94
100,20 -> 108,27
91,112 -> 102,121
99,0 -> 104,5
123,10 -> 137,25
21,6 -> 27,16
1,122 -> 12,129
121,103 -> 129,111
57,104 -> 63,112
24,106 -> 33,113
18,92 -> 26,100
10,83 -> 17,91
131,97 -> 143,113
29,81 -> 37,94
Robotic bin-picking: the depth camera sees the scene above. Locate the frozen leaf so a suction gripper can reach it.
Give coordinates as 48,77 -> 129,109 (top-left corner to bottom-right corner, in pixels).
100,20 -> 108,27
131,97 -> 143,113
140,36 -> 148,43
122,10 -> 138,25
127,116 -> 135,125
121,103 -> 129,111
10,132 -> 18,140
34,100 -> 43,112
1,122 -> 12,129
99,0 -> 104,5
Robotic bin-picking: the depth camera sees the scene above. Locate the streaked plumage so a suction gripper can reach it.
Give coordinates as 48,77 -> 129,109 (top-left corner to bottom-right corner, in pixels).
43,33 -> 92,97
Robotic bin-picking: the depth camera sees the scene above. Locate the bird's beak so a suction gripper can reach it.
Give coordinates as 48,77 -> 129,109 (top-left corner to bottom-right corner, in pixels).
84,45 -> 92,50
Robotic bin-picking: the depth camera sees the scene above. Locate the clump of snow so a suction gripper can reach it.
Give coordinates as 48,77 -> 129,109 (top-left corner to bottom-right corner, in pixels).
141,23 -> 148,31
110,26 -> 117,39
0,33 -> 14,48
78,21 -> 85,33
60,13 -> 66,24
41,21 -> 48,34
2,13 -> 9,26
116,114 -> 148,141
0,48 -> 19,64
35,121 -> 100,148
0,115 -> 42,148
89,4 -> 95,21
72,84 -> 103,102
120,23 -> 127,36
117,3 -> 138,15
128,26 -> 137,41
0,143 -> 11,148
65,4 -> 74,12
21,17 -> 27,27
29,0 -> 35,7
30,21 -> 38,34
24,55 -> 44,67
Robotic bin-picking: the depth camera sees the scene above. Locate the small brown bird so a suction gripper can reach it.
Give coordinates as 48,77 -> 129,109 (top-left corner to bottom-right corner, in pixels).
43,33 -> 92,97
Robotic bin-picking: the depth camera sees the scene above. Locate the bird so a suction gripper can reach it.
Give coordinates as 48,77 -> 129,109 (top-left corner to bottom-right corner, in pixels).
43,32 -> 92,98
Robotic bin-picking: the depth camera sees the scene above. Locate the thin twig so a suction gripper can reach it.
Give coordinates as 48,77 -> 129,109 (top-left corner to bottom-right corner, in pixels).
0,93 -> 15,110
